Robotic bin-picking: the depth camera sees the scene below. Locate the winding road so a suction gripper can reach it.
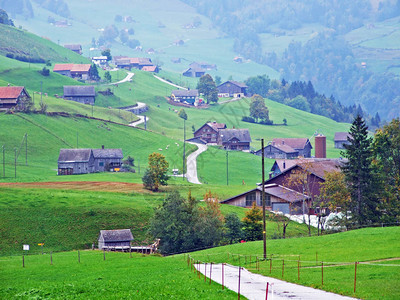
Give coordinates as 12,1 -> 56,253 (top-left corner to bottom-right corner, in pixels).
185,142 -> 208,184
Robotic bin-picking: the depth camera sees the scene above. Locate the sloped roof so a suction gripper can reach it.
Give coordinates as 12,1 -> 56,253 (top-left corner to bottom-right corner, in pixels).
219,129 -> 251,143
71,64 -> 91,73
142,65 -> 157,72
208,122 -> 227,131
64,44 -> 82,51
172,89 -> 198,97
53,64 -> 74,71
272,138 -> 312,150
257,184 -> 310,203
0,86 -> 25,99
92,148 -> 123,159
267,143 -> 298,154
99,229 -> 133,242
58,149 -> 92,163
297,159 -> 343,179
64,86 -> 95,97
218,80 -> 248,88
183,66 -> 205,73
334,132 -> 351,142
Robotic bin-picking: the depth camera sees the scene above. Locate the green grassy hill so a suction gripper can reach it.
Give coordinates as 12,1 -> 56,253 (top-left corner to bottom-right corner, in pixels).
0,186 -> 311,255
0,24 -> 89,64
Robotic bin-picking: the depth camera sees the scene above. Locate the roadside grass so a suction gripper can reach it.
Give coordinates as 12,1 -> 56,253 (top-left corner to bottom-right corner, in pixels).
0,251 -> 238,299
189,227 -> 400,300
0,187 -> 311,255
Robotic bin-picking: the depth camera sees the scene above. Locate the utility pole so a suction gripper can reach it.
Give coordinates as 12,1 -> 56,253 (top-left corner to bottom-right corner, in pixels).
183,119 -> 186,181
25,133 -> 28,166
76,132 -> 79,148
2,145 -> 5,178
40,81 -> 43,105
226,151 -> 229,185
262,139 -> 266,259
14,148 -> 17,179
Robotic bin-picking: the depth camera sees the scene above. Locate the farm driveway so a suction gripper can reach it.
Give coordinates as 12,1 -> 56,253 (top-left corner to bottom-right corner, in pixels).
186,142 -> 208,184
153,74 -> 187,90
196,264 -> 357,300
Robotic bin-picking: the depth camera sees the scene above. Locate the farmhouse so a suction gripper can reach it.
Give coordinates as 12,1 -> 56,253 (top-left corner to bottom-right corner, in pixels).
142,65 -> 158,72
189,61 -> 216,70
221,183 -> 310,215
171,89 -> 199,105
0,86 -> 31,111
218,128 -> 251,151
63,86 -> 96,105
57,147 -> 123,175
334,132 -> 351,149
64,44 -> 82,55
223,159 -> 343,214
114,57 -> 155,70
92,147 -> 123,172
255,138 -> 312,159
98,229 -> 133,250
53,64 -> 91,80
193,122 -> 227,144
217,81 -> 248,98
182,66 -> 205,78
91,56 -> 108,67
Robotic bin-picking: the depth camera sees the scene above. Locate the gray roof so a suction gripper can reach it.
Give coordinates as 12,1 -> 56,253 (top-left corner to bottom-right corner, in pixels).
256,184 -> 309,203
92,148 -> 123,159
334,132 -> 351,142
64,44 -> 82,51
219,129 -> 252,143
64,86 -> 95,97
172,89 -> 199,97
99,229 -> 133,242
58,149 -> 92,163
218,80 -> 248,88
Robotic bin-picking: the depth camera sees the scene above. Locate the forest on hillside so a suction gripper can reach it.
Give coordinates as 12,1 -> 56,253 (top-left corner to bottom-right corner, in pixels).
182,0 -> 400,120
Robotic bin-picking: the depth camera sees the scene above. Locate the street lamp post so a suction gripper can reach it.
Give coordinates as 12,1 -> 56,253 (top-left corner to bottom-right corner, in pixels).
262,139 -> 266,259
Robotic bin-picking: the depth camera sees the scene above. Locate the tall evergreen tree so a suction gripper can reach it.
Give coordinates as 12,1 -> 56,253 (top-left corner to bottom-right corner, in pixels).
341,115 -> 380,226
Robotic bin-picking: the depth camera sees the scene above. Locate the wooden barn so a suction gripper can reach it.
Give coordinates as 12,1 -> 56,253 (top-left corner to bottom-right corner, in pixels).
334,132 -> 352,149
255,138 -> 312,159
98,229 -> 133,250
57,149 -> 95,175
63,86 -> 95,105
218,128 -> 252,151
193,122 -> 227,144
0,86 -> 31,111
171,89 -> 199,105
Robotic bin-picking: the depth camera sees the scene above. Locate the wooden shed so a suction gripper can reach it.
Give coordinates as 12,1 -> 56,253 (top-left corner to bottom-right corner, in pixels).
63,85 -> 95,105
57,149 -> 95,175
98,229 -> 134,250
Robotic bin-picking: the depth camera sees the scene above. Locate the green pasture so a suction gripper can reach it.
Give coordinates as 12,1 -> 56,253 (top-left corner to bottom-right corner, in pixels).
0,187 -> 311,255
0,251 -> 237,299
189,227 -> 400,300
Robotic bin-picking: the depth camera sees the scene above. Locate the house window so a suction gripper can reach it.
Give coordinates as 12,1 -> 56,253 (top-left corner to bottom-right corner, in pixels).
99,162 -> 104,167
245,192 -> 256,207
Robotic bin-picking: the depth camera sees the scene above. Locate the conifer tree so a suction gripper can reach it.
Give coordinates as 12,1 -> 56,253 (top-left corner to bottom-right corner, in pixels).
341,115 -> 380,225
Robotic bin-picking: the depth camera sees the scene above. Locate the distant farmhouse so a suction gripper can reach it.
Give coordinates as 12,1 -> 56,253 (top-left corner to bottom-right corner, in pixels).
191,121 -> 251,151
57,147 -> 123,175
114,57 -> 157,72
170,89 -> 199,106
53,64 -> 92,80
63,86 -> 95,105
189,61 -> 216,71
91,56 -> 108,67
0,86 -> 31,111
334,132 -> 351,149
182,66 -> 205,78
255,138 -> 312,159
222,158 -> 343,214
217,81 -> 248,98
64,44 -> 82,55
98,229 -> 133,251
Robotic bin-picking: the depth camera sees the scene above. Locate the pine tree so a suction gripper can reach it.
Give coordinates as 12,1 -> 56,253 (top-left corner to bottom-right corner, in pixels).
341,115 -> 380,226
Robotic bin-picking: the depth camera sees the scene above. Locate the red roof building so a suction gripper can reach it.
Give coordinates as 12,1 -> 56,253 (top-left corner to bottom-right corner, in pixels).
0,86 -> 31,110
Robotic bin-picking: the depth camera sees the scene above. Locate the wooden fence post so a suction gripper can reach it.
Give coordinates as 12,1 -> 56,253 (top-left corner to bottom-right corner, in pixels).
50,252 -> 53,265
78,250 -> 80,263
354,262 -> 358,293
103,249 -> 105,261
266,282 -> 269,300
222,263 -> 225,290
209,262 -> 212,285
282,259 -> 284,278
22,255 -> 24,268
321,262 -> 324,285
204,263 -> 207,282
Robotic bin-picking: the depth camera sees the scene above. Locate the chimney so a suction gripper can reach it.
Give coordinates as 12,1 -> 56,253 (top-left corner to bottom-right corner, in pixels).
282,140 -> 285,145
283,161 -> 286,169
102,145 -> 104,149
269,172 -> 273,179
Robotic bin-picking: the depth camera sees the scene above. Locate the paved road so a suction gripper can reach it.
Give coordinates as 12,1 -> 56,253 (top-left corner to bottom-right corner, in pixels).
110,72 -> 134,85
196,264 -> 357,300
129,115 -> 149,127
153,74 -> 187,90
186,142 -> 208,184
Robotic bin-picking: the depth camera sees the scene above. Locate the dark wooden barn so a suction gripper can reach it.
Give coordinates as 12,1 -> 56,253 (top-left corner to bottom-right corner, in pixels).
57,149 -> 95,175
63,85 -> 95,105
217,81 -> 248,98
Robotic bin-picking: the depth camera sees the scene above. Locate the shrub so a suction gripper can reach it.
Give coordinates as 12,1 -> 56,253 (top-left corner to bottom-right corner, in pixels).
40,67 -> 50,76
242,116 -> 255,123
